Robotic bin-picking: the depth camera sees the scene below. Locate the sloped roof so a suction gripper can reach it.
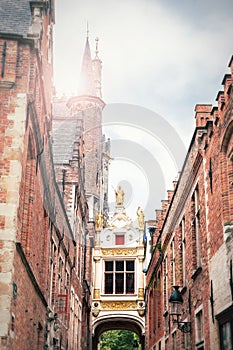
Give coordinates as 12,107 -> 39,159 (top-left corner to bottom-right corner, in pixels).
0,0 -> 31,37
52,99 -> 78,165
52,118 -> 78,164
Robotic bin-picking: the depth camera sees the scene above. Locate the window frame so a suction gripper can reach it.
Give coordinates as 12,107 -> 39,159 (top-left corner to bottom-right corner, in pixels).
195,307 -> 204,349
216,305 -> 233,350
104,259 -> 135,295
115,234 -> 125,245
192,186 -> 202,270
181,217 -> 186,287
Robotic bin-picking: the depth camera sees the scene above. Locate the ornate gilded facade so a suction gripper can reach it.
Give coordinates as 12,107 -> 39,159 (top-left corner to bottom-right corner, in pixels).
92,187 -> 146,348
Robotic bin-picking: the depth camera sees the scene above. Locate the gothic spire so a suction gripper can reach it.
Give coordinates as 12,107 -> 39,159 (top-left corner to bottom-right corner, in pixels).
79,30 -> 96,96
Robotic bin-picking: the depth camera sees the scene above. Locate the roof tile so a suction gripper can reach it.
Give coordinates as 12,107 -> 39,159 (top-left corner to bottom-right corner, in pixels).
0,0 -> 31,38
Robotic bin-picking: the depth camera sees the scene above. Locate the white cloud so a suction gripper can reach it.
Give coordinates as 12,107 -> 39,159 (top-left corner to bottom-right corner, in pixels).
53,0 -> 233,217
54,0 -> 233,106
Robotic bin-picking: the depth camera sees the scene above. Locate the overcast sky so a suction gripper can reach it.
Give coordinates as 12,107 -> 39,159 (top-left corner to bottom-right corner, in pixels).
53,0 -> 233,219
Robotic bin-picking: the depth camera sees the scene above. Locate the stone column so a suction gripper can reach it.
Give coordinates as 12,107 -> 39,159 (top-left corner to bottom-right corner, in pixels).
95,230 -> 101,247
93,257 -> 101,299
138,257 -> 144,299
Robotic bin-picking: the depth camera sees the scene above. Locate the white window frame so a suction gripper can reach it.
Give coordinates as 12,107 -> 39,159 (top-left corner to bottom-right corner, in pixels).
103,259 -> 136,295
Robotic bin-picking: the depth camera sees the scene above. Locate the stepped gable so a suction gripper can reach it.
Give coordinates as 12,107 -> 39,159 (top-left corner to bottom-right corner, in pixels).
106,205 -> 133,229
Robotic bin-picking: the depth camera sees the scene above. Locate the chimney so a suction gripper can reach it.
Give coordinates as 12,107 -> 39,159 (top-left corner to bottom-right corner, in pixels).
195,104 -> 212,127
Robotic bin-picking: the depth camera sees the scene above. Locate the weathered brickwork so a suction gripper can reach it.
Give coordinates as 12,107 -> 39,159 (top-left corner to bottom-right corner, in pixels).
10,245 -> 47,350
67,96 -> 105,214
146,56 -> 233,350
52,36 -> 109,348
0,1 -> 98,349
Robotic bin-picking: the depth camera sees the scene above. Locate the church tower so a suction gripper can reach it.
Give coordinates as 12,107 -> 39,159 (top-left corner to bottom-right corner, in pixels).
67,33 -> 108,222
52,32 -> 110,347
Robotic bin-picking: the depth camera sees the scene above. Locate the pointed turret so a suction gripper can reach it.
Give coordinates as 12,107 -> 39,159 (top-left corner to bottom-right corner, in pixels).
79,34 -> 96,96
68,29 -> 106,223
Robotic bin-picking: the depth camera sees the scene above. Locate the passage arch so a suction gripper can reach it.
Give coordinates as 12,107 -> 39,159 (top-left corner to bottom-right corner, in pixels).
92,314 -> 145,349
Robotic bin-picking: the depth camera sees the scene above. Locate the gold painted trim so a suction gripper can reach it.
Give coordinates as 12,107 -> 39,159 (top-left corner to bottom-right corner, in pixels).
93,289 -> 100,299
94,257 -> 101,262
100,301 -> 137,310
138,288 -> 144,298
138,309 -> 145,316
101,248 -> 137,256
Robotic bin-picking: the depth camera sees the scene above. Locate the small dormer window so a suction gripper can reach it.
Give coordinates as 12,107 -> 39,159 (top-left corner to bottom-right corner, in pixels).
116,234 -> 124,245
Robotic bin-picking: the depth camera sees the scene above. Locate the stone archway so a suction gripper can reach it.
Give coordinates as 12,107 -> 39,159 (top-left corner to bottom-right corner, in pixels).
92,315 -> 145,350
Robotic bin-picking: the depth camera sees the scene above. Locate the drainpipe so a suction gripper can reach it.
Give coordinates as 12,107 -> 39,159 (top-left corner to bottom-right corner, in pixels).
62,169 -> 66,198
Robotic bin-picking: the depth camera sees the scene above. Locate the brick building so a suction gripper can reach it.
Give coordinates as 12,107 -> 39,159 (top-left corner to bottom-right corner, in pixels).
146,57 -> 233,350
52,33 -> 110,349
91,191 -> 146,349
1,1 -> 232,350
0,1 -> 109,349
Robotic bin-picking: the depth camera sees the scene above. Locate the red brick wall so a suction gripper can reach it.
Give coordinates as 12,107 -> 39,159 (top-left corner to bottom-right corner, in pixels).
0,4 -> 83,349
146,56 -> 233,350
10,246 -> 47,350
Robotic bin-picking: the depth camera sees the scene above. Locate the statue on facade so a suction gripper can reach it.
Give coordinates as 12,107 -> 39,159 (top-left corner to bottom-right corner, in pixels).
137,206 -> 144,229
96,211 -> 103,230
115,186 -> 124,206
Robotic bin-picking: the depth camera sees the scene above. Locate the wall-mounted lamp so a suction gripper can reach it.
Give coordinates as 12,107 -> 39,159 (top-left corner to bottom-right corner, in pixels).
169,286 -> 192,333
47,312 -> 58,323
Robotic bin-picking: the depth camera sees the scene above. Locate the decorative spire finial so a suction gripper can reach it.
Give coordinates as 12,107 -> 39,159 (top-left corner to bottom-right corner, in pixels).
95,37 -> 99,58
86,21 -> 89,39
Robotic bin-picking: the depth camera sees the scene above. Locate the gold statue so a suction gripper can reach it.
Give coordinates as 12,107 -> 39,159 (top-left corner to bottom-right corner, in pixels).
115,186 -> 124,205
137,206 -> 144,229
96,211 -> 103,230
